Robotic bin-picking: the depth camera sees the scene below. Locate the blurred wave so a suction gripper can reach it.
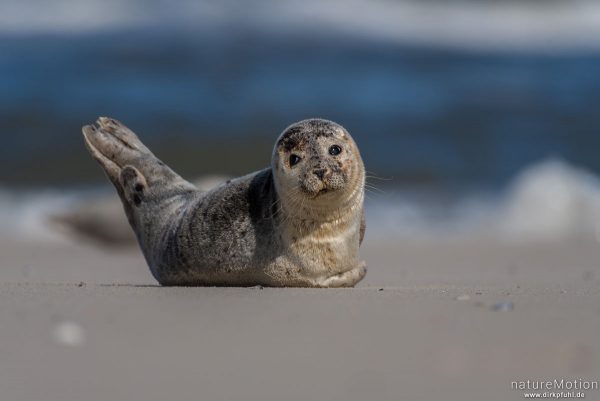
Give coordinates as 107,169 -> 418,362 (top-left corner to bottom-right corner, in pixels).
4,0 -> 600,50
0,187 -> 80,242
3,159 -> 600,244
368,159 -> 600,242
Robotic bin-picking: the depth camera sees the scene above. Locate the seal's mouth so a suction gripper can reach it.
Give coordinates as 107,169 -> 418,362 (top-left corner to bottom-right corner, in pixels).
305,186 -> 335,199
314,188 -> 330,198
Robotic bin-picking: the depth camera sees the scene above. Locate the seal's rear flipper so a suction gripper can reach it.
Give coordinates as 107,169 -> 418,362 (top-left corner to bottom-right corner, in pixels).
82,117 -> 157,181
82,117 -> 194,222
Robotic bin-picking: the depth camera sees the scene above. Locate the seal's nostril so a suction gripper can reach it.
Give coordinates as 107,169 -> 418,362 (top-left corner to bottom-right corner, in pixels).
313,169 -> 326,180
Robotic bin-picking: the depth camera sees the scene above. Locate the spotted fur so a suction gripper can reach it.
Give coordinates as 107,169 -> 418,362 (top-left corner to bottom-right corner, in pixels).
83,117 -> 366,287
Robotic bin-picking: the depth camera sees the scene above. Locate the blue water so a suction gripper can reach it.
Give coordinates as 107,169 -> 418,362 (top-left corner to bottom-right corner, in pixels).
1,28 -> 600,188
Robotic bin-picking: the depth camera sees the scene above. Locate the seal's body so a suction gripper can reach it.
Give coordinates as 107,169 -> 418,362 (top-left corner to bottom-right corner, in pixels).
83,118 -> 366,287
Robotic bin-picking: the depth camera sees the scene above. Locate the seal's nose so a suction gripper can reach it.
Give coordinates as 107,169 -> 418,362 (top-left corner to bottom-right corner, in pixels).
313,169 -> 326,180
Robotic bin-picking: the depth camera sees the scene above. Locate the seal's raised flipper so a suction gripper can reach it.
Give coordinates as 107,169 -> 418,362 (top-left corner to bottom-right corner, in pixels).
82,117 -> 195,223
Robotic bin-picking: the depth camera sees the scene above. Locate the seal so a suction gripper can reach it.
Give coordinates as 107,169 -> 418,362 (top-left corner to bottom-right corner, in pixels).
82,117 -> 367,287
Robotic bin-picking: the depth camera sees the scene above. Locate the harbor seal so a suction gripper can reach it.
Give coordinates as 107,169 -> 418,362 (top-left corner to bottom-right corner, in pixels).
82,117 -> 366,287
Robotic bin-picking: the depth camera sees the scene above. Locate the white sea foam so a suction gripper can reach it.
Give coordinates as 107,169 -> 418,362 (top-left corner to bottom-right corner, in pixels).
367,159 -> 600,242
496,159 -> 600,241
3,0 -> 600,51
0,187 -> 82,243
2,159 -> 600,244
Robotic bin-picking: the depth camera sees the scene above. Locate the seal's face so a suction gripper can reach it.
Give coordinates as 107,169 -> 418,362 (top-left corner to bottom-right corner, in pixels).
272,119 -> 364,205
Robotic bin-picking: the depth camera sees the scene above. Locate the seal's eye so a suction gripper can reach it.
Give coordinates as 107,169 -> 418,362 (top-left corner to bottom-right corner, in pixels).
329,145 -> 342,156
289,154 -> 301,167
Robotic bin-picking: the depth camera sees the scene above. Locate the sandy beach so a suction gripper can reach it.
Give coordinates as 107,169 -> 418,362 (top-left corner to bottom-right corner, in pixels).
1,233 -> 599,401
3,0 -> 600,399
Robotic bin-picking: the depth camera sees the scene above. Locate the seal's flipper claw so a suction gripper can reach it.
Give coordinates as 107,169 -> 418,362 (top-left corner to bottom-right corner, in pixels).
97,117 -> 152,153
82,124 -> 121,185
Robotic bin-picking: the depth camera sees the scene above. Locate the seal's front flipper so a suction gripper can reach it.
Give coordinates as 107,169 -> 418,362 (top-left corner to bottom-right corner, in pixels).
82,117 -> 195,218
318,262 -> 367,288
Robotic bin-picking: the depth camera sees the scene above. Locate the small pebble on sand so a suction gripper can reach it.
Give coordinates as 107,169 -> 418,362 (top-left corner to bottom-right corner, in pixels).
53,321 -> 86,347
491,301 -> 514,312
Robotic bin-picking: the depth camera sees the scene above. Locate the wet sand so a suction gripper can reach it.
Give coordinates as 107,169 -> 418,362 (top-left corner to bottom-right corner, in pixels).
1,236 -> 599,401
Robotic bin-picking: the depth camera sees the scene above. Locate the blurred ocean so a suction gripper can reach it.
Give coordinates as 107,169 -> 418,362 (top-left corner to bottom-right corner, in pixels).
3,159 -> 600,243
1,0 -> 600,241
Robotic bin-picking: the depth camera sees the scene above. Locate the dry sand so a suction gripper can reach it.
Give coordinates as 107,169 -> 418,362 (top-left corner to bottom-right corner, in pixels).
1,235 -> 599,401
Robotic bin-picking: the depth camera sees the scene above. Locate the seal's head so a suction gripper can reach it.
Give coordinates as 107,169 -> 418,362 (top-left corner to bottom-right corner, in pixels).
272,119 -> 364,209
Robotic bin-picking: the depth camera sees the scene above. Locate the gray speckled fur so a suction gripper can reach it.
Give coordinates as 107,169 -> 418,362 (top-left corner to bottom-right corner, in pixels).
83,117 -> 366,287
